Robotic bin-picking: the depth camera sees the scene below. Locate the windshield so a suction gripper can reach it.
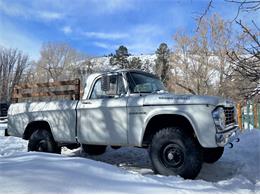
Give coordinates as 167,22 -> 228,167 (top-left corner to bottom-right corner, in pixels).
127,72 -> 166,93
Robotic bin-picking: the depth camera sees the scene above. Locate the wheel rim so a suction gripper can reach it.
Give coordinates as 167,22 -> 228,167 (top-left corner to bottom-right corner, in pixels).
160,143 -> 184,168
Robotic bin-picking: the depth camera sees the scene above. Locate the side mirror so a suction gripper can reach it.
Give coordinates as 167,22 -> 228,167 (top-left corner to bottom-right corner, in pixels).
101,75 -> 110,91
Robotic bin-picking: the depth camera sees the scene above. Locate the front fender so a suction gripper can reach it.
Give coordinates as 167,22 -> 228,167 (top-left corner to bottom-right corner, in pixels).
140,105 -> 218,148
142,107 -> 198,141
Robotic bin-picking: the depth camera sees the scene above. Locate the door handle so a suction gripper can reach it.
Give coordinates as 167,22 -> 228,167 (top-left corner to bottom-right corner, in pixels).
84,102 -> 92,104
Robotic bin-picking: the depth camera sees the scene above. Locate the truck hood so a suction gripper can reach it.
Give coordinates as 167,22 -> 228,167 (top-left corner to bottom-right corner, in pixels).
143,93 -> 234,107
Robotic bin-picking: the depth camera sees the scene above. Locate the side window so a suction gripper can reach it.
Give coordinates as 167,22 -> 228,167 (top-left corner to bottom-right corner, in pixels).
90,79 -> 105,99
90,75 -> 126,99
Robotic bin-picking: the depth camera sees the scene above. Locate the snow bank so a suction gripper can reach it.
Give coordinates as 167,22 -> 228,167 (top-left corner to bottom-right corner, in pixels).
0,136 -> 27,157
0,129 -> 259,193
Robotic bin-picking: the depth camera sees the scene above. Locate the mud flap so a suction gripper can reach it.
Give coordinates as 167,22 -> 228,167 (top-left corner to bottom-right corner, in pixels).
4,129 -> 9,136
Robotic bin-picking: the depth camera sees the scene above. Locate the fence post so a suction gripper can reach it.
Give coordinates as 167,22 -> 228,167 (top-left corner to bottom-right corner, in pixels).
12,87 -> 19,103
74,79 -> 80,100
246,102 -> 250,129
258,104 -> 260,129
253,103 -> 258,128
257,103 -> 260,127
237,103 -> 243,130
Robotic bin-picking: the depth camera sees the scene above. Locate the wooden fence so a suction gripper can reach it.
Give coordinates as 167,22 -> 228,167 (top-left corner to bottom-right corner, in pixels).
237,101 -> 259,130
11,79 -> 81,103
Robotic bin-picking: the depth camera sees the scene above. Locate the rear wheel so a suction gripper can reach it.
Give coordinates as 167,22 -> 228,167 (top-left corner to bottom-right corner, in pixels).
203,147 -> 224,163
149,127 -> 203,179
28,129 -> 60,153
82,144 -> 107,155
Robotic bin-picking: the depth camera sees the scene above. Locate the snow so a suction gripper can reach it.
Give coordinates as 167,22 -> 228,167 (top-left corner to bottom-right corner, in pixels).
0,122 -> 7,136
0,129 -> 259,193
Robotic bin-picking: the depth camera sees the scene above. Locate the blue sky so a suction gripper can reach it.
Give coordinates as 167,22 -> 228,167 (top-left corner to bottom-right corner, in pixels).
0,0 -> 259,60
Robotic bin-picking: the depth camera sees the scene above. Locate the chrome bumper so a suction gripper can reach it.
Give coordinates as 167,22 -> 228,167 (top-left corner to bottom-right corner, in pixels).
215,126 -> 240,147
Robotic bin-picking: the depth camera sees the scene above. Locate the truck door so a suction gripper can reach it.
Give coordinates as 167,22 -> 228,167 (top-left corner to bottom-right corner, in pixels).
77,73 -> 128,145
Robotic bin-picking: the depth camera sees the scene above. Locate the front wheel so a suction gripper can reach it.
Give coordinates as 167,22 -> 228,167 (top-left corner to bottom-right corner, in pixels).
28,129 -> 60,153
149,127 -> 203,179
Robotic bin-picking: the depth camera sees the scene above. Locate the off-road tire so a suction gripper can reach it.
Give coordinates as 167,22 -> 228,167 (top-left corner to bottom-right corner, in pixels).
203,147 -> 224,163
149,127 -> 203,179
82,144 -> 107,155
28,129 -> 60,153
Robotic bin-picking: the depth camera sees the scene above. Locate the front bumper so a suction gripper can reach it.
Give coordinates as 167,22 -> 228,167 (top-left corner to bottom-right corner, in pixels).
215,126 -> 240,147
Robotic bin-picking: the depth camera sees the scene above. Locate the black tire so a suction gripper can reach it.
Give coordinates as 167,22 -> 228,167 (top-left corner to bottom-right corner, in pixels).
82,144 -> 106,155
149,127 -> 203,179
28,129 -> 60,153
203,147 -> 224,163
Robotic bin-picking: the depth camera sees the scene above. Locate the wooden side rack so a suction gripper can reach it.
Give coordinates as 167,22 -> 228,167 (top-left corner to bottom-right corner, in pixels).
12,79 -> 80,103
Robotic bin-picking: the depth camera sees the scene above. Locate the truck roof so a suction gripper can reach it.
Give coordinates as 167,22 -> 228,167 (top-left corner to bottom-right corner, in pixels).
87,69 -> 156,81
99,69 -> 155,75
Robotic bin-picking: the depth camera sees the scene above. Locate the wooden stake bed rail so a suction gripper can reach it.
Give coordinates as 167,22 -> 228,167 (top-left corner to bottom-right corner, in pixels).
12,79 -> 80,103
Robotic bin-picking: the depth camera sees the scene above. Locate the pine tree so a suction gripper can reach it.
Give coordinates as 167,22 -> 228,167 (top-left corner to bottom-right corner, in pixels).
154,43 -> 171,86
109,45 -> 130,69
142,59 -> 152,73
129,57 -> 142,69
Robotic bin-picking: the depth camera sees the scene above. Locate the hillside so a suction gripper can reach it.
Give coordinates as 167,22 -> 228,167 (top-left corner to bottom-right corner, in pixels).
90,54 -> 156,72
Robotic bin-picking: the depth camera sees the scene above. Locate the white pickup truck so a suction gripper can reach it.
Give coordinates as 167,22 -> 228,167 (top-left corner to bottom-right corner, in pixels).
7,69 -> 240,179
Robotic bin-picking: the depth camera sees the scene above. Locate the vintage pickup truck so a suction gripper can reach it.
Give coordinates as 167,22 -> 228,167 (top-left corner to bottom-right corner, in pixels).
7,69 -> 240,179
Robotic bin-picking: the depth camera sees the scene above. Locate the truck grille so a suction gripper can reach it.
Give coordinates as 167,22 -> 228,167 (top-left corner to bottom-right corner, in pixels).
224,107 -> 236,126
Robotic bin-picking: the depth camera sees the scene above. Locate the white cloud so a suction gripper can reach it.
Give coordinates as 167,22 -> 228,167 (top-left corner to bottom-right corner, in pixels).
93,42 -> 118,50
132,24 -> 163,36
61,26 -> 72,34
87,24 -> 166,54
89,0 -> 136,14
0,1 -> 25,17
37,11 -> 64,21
0,1 -> 64,21
83,32 -> 129,40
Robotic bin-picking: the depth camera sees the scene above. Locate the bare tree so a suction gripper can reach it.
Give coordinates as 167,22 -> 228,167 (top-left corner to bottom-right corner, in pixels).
36,42 -> 88,82
197,0 -> 260,99
227,20 -> 260,98
171,14 -> 241,98
226,0 -> 260,98
0,47 -> 29,102
225,0 -> 260,20
196,0 -> 213,32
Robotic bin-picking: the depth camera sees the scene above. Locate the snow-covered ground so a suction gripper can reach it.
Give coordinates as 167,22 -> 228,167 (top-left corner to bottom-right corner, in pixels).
0,128 -> 259,193
0,121 -> 7,136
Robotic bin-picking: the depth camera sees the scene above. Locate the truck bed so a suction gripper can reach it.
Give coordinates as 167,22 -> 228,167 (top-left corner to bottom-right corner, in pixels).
8,100 -> 78,143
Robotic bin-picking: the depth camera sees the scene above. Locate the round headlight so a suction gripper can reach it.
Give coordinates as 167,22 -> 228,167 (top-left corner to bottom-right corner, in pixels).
212,107 -> 226,130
